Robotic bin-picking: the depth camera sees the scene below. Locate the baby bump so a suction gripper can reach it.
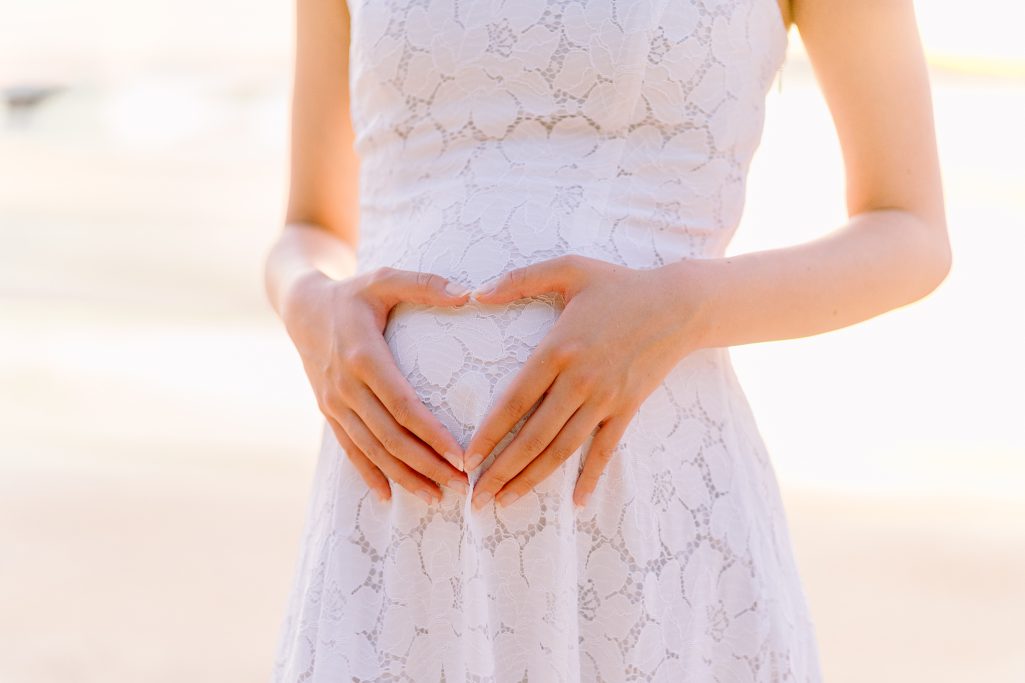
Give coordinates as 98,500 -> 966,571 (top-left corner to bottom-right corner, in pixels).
384,293 -> 564,450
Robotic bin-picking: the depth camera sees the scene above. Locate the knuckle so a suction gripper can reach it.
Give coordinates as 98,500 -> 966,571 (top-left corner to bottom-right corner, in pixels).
426,462 -> 451,484
335,409 -> 357,433
356,430 -> 381,453
585,444 -> 610,466
472,436 -> 499,458
389,394 -> 414,426
620,399 -> 643,420
409,453 -> 445,480
548,341 -> 582,366
521,433 -> 549,456
321,390 -> 346,414
579,465 -> 603,484
417,271 -> 441,291
570,367 -> 599,391
372,459 -> 400,482
592,384 -> 618,407
366,266 -> 395,290
500,396 -> 531,422
398,479 -> 422,497
487,472 -> 510,490
482,462 -> 514,488
597,441 -> 620,462
559,253 -> 583,270
342,345 -> 373,372
315,386 -> 333,412
507,268 -> 528,288
329,426 -> 351,451
378,433 -> 404,456
376,265 -> 398,280
549,441 -> 575,463
512,474 -> 536,492
539,449 -> 564,471
335,377 -> 359,401
560,253 -> 591,276
362,264 -> 385,285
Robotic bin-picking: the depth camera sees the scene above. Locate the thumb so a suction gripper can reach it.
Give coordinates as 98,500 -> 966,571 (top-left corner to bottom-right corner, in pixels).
472,254 -> 587,304
369,267 -> 472,307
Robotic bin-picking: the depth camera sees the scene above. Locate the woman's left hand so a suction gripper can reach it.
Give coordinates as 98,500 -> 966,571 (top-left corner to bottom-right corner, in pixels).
464,254 -> 714,510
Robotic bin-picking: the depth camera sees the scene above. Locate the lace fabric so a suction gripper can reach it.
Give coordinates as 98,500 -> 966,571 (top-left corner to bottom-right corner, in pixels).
272,1 -> 822,680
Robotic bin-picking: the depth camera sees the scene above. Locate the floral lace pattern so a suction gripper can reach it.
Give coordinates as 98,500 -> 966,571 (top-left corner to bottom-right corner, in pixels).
272,0 -> 823,680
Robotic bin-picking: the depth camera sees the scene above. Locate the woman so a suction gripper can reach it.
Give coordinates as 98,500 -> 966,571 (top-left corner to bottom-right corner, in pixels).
266,0 -> 950,679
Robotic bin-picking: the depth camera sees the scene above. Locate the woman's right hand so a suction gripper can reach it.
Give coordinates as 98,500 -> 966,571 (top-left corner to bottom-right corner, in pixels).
280,266 -> 472,504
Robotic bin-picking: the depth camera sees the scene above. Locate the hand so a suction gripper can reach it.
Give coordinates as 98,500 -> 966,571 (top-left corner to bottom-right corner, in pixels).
281,266 -> 473,504
464,255 -> 712,510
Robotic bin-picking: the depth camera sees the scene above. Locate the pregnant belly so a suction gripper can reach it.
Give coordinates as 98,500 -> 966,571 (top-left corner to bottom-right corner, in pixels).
384,293 -> 564,450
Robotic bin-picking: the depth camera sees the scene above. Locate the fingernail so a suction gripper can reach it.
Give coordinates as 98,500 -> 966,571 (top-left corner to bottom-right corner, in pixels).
575,491 -> 591,508
445,281 -> 471,296
376,489 -> 390,503
447,477 -> 468,495
471,490 -> 493,511
464,452 -> 485,471
416,489 -> 435,505
443,452 -> 463,472
496,490 -> 520,507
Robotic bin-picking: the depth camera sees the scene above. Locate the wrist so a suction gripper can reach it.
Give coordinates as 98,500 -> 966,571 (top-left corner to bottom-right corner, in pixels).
265,222 -> 359,317
279,268 -> 334,328
656,258 -> 727,351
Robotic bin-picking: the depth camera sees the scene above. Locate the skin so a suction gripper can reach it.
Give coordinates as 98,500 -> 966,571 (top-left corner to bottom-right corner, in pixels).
265,0 -> 951,509
272,248 -> 473,505
265,0 -> 472,504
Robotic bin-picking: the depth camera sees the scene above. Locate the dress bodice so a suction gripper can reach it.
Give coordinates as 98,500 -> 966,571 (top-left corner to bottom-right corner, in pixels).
272,8 -> 826,681
346,0 -> 788,282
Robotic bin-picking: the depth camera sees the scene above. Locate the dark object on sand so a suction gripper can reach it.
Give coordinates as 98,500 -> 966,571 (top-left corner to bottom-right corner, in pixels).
3,84 -> 64,110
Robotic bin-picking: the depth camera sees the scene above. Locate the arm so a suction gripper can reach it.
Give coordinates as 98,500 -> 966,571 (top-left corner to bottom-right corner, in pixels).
688,0 -> 951,348
265,0 -> 472,503
264,0 -> 359,318
463,0 -> 951,510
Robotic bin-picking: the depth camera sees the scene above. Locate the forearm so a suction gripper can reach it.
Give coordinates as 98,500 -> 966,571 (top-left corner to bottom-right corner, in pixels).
685,208 -> 951,349
264,222 -> 358,319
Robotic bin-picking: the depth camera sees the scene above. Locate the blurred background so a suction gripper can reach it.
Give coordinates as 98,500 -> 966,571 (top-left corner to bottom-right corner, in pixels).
1,0 -> 1023,681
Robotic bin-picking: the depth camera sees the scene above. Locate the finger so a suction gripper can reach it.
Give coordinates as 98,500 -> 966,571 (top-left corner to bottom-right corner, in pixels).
494,402 -> 605,508
351,382 -> 468,492
471,254 -> 587,304
338,408 -> 445,504
573,413 -> 632,508
470,376 -> 583,511
462,343 -> 562,472
369,267 -> 472,308
326,415 -> 391,503
358,336 -> 465,469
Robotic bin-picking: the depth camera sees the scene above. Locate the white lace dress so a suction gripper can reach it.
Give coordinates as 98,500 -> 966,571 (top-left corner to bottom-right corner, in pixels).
272,0 -> 823,680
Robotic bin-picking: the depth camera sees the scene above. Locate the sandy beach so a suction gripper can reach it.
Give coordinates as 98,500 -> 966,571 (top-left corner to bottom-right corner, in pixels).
2,1 -> 1024,679
2,455 -> 1022,682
